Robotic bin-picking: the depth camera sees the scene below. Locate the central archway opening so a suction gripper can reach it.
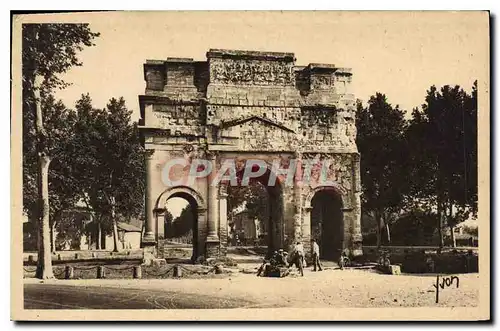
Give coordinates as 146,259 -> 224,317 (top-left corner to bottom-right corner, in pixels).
225,165 -> 284,259
163,193 -> 199,262
310,188 -> 344,260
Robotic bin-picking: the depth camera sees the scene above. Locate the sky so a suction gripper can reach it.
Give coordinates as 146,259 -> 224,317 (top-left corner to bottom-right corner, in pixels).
49,11 -> 488,121
166,198 -> 187,219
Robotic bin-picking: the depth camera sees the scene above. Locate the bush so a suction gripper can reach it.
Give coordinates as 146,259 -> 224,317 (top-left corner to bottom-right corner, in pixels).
391,211 -> 439,246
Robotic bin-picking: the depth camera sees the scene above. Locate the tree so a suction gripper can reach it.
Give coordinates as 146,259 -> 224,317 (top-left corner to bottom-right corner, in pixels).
72,94 -> 104,248
172,204 -> 195,242
407,83 -> 478,248
22,24 -> 99,278
163,210 -> 173,239
44,96 -> 80,253
356,95 -> 409,247
54,211 -> 88,250
24,95 -> 80,253
242,183 -> 269,233
390,210 -> 439,246
227,181 -> 269,235
227,184 -> 252,214
22,86 -> 38,222
73,95 -> 146,252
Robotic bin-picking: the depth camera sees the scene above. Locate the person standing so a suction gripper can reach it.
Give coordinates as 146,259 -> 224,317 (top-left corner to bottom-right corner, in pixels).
291,241 -> 305,276
311,239 -> 323,271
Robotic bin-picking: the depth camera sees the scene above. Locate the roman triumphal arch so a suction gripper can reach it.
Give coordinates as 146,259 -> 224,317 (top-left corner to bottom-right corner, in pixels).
138,49 -> 362,261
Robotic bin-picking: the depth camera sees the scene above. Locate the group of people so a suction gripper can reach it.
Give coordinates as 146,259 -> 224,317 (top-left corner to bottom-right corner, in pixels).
257,239 -> 324,277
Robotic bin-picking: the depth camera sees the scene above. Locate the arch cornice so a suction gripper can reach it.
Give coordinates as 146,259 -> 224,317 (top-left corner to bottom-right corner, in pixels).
155,185 -> 206,210
303,184 -> 348,209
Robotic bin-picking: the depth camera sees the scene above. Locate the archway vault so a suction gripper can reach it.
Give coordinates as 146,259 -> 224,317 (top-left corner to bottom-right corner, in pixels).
303,185 -> 347,210
309,187 -> 345,260
156,185 -> 206,211
154,185 -> 206,261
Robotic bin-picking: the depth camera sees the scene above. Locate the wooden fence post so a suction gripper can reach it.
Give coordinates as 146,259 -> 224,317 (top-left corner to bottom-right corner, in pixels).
173,265 -> 182,278
133,266 -> 142,279
65,266 -> 74,279
97,266 -> 105,279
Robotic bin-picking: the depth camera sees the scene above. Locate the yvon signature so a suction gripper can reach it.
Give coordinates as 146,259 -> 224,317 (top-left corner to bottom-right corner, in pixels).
433,275 -> 460,303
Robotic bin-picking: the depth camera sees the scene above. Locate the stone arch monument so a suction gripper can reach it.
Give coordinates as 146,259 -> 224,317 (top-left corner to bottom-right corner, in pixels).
139,49 -> 362,261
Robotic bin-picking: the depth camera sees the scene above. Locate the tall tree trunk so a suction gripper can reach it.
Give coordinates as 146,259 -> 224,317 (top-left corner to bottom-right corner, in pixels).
91,214 -> 102,250
437,195 -> 444,250
112,219 -> 120,252
435,149 -> 445,251
32,73 -> 54,279
111,197 -> 120,252
50,220 -> 56,254
450,225 -> 456,248
96,219 -> 101,250
449,201 -> 456,248
35,153 -> 54,279
375,211 -> 382,248
385,222 -> 391,244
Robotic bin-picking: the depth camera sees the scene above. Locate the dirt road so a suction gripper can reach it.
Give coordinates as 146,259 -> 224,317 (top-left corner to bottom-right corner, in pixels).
24,268 -> 479,309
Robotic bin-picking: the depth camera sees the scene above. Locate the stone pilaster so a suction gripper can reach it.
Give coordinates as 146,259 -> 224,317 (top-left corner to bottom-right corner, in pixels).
218,186 -> 229,255
342,208 -> 354,255
206,152 -> 220,257
143,151 -> 156,246
351,153 -> 363,257
302,206 -> 312,242
293,154 -> 310,256
293,152 -> 303,243
155,208 -> 165,241
302,206 -> 313,261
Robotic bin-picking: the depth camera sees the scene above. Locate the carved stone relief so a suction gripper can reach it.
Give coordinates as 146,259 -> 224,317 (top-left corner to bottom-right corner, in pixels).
235,119 -> 296,151
210,59 -> 294,85
311,74 -> 332,89
301,153 -> 354,191
151,104 -> 204,133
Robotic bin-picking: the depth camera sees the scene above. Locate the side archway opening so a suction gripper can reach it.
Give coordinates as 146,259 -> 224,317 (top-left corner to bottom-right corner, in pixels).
156,187 -> 205,262
309,187 -> 344,260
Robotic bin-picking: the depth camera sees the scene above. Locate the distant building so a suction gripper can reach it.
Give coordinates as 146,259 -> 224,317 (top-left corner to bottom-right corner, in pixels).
23,204 -> 144,252
448,223 -> 478,247
228,209 -> 266,246
82,222 -> 143,251
74,217 -> 143,251
23,217 -> 37,252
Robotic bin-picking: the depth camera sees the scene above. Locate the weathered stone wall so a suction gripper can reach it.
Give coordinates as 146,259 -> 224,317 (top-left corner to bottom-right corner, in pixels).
165,59 -> 195,86
143,147 -> 209,259
139,49 -> 361,260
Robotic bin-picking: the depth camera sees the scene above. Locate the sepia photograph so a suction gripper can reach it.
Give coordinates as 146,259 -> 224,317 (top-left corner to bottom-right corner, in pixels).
10,11 -> 490,321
